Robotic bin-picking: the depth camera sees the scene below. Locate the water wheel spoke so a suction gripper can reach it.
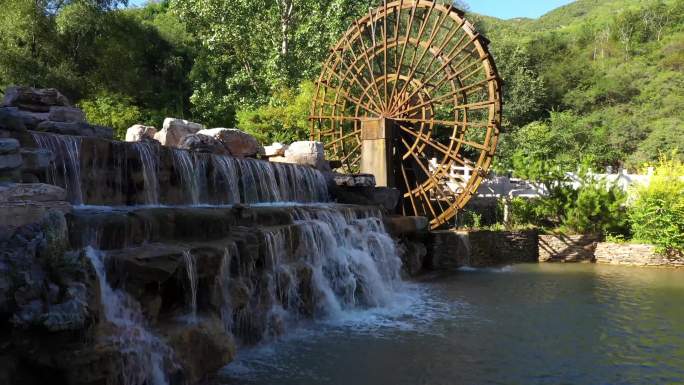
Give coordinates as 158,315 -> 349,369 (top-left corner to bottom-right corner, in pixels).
325,51 -> 385,113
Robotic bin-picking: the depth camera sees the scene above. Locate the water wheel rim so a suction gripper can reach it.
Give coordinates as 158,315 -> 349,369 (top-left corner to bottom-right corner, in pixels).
311,0 -> 502,229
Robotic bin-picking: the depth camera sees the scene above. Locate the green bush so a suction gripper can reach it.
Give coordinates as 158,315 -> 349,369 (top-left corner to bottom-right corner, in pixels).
235,80 -> 314,144
79,93 -> 144,140
558,173 -> 628,235
629,153 -> 684,252
504,169 -> 628,235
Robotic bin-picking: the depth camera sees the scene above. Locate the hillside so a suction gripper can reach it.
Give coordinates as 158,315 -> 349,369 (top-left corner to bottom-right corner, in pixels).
471,0 -> 684,171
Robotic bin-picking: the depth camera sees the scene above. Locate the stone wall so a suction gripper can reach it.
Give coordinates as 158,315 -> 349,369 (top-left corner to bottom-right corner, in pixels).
427,229 -> 538,269
595,242 -> 684,267
538,234 -> 600,262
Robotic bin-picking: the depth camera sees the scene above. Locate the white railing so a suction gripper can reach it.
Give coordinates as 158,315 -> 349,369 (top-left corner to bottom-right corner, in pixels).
428,158 -> 658,199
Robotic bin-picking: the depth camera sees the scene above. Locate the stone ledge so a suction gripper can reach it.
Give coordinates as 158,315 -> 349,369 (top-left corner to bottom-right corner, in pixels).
538,233 -> 600,262
595,242 -> 684,267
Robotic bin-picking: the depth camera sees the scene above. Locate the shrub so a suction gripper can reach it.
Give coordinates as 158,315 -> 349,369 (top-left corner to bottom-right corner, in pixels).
629,152 -> 684,252
558,173 -> 628,235
236,80 -> 314,144
504,169 -> 628,235
79,93 -> 144,140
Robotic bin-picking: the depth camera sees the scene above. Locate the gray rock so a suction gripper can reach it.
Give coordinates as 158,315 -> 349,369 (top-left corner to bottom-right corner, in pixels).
47,106 -> 85,123
0,153 -> 22,171
11,299 -> 44,327
0,183 -> 67,202
17,110 -> 50,129
198,128 -> 263,157
333,173 -> 376,187
264,142 -> 287,157
125,124 -> 157,142
92,124 -> 114,139
0,107 -> 27,132
179,133 -> 230,155
0,138 -> 19,155
35,121 -> 113,139
330,186 -> 401,211
154,118 -> 204,147
271,141 -> 327,170
35,121 -> 85,136
2,86 -> 70,112
20,148 -> 52,172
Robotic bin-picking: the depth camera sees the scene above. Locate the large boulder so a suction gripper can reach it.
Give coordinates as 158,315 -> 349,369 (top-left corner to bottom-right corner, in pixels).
263,142 -> 287,157
197,128 -> 263,158
154,118 -> 204,147
0,108 -> 27,132
125,124 -> 157,142
0,183 -> 71,230
270,140 -> 327,170
179,133 -> 229,155
0,138 -> 19,155
34,121 -> 113,139
2,86 -> 70,112
0,139 -> 22,171
20,148 -> 52,173
47,106 -> 85,123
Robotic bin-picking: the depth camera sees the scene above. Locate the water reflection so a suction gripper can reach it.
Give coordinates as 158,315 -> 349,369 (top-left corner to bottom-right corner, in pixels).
216,264 -> 684,385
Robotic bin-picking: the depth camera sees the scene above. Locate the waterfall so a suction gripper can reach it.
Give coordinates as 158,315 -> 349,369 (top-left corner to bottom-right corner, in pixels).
32,131 -> 329,205
226,207 -> 404,342
171,149 -> 200,205
183,250 -> 199,323
85,247 -> 173,385
133,142 -> 159,205
32,132 -> 83,205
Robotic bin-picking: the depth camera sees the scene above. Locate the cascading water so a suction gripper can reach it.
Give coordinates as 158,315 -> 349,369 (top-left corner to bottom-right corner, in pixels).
172,149 -> 201,205
183,250 -> 199,323
31,131 -> 328,206
134,141 -> 160,205
226,206 -> 404,343
85,247 -> 174,385
32,132 -> 84,204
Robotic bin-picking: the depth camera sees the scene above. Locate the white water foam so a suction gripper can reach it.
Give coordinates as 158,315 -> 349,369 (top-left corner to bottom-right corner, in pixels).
85,247 -> 174,385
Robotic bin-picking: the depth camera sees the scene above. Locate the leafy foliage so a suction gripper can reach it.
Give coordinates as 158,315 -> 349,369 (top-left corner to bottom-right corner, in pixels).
629,153 -> 684,251
79,93 -> 143,140
236,81 -> 314,144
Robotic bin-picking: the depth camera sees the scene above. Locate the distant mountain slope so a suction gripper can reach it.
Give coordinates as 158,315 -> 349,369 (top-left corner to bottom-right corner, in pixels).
468,0 -> 684,170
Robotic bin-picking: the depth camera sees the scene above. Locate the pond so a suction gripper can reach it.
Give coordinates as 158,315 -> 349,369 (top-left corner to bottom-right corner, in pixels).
216,264 -> 684,385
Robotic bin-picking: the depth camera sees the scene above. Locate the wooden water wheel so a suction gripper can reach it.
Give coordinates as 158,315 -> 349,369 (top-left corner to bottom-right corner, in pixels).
310,0 -> 502,230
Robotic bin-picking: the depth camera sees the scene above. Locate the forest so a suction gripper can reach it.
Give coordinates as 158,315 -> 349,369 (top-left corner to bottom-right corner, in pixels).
1,0 -> 682,174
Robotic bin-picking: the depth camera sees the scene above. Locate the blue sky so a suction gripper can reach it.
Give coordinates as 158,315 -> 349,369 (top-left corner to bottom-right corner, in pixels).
463,0 -> 575,19
127,0 -> 575,20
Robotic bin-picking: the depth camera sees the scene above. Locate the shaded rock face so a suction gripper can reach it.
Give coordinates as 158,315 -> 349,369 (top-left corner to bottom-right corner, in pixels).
48,107 -> 85,123
329,185 -> 401,211
1,86 -> 110,139
35,121 -> 113,139
125,124 -> 157,142
0,107 -> 28,132
197,127 -> 263,158
2,86 -> 70,112
155,118 -> 204,147
179,133 -> 230,155
0,210 -> 100,385
0,183 -> 72,230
